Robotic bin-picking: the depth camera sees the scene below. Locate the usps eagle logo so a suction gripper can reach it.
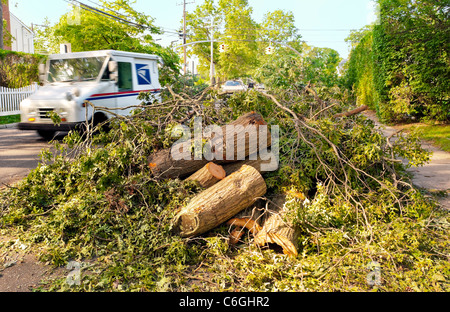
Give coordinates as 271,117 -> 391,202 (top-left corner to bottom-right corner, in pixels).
136,64 -> 151,85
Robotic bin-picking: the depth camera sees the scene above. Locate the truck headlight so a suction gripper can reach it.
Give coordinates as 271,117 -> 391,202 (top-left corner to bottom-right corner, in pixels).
72,88 -> 81,97
65,91 -> 74,101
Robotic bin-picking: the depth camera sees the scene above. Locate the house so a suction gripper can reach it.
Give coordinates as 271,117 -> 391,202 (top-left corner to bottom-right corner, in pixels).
1,0 -> 35,53
9,13 -> 34,53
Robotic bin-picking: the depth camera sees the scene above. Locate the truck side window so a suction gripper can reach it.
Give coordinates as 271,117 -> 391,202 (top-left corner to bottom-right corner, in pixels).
118,62 -> 133,91
101,66 -> 110,81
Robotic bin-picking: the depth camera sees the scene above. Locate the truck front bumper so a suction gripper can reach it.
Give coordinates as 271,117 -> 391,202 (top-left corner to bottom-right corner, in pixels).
18,122 -> 83,132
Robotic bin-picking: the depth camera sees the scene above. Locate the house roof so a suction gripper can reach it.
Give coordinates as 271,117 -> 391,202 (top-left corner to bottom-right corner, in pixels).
9,12 -> 34,36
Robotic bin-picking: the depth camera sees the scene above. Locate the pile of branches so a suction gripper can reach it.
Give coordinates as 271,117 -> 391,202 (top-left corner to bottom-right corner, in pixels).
1,83 -> 448,292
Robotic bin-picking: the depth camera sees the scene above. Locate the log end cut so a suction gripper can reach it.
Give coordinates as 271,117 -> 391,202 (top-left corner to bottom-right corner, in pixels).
172,213 -> 199,238
206,162 -> 226,179
254,230 -> 299,257
185,162 -> 226,188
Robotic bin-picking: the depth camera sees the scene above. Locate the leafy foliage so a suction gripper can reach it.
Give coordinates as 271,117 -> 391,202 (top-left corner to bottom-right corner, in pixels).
185,0 -> 260,81
186,0 -> 303,82
342,27 -> 377,109
252,42 -> 341,91
1,77 -> 448,292
0,50 -> 46,88
34,0 -> 180,85
345,0 -> 450,123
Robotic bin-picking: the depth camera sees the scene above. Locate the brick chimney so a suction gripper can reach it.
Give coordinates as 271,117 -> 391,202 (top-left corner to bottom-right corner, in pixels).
2,0 -> 12,50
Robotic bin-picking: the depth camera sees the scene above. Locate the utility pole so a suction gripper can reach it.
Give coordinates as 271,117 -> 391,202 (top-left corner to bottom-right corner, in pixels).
178,0 -> 194,75
209,16 -> 215,86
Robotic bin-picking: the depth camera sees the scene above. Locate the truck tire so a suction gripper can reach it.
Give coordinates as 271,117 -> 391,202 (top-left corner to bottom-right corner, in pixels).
37,130 -> 57,140
76,113 -> 110,137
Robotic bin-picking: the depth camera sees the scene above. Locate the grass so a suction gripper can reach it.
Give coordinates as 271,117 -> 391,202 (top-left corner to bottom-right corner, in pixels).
414,124 -> 450,152
0,114 -> 20,125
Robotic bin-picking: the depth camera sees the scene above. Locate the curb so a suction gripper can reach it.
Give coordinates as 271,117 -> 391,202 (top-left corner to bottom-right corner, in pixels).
0,123 -> 19,129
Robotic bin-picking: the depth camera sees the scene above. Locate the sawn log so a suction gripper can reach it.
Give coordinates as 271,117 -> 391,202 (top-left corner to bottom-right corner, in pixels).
254,195 -> 300,257
148,112 -> 271,179
185,162 -> 226,188
172,165 -> 267,237
222,151 -> 278,176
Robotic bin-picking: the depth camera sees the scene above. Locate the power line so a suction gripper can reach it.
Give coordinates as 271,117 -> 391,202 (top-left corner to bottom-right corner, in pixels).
63,0 -> 180,36
68,0 -> 148,29
85,0 -> 129,19
62,1 -> 353,44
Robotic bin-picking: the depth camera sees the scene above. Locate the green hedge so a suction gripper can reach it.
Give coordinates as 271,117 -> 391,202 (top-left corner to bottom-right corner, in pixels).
0,49 -> 47,88
345,0 -> 450,123
344,31 -> 378,111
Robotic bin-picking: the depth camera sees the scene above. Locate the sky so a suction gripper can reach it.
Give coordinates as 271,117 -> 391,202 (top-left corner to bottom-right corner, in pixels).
8,0 -> 378,59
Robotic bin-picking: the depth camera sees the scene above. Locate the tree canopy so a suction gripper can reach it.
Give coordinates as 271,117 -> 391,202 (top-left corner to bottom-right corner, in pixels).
185,0 -> 308,83
35,0 -> 180,84
344,0 -> 450,122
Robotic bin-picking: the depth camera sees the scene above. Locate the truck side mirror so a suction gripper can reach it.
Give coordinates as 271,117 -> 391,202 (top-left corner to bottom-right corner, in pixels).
38,63 -> 46,83
110,73 -> 119,83
108,61 -> 118,72
108,61 -> 118,83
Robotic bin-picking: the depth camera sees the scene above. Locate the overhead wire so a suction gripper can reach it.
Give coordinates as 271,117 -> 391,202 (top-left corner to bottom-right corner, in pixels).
61,0 -> 354,45
63,0 -> 180,36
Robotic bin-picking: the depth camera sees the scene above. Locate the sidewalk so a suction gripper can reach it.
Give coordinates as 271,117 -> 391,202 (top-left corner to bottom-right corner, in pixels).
363,110 -> 450,210
0,123 -> 18,129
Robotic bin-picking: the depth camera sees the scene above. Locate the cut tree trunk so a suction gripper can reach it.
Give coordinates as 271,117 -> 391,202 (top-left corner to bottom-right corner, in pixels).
149,151 -> 209,180
222,152 -> 278,176
333,105 -> 369,118
148,111 -> 271,179
185,162 -> 226,188
254,195 -> 300,257
172,165 -> 267,237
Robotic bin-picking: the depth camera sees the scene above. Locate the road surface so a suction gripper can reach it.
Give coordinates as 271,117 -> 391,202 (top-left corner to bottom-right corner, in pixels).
0,126 -> 66,187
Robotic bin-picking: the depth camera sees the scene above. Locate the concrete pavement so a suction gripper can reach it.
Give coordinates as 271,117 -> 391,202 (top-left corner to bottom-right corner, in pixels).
363,110 -> 450,210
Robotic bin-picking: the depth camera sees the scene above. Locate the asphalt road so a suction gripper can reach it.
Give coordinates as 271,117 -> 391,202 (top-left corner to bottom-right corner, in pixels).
0,126 -> 66,187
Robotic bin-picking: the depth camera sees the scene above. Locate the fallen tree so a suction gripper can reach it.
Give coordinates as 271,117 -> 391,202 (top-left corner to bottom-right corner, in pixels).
1,81 -> 445,293
333,105 -> 369,118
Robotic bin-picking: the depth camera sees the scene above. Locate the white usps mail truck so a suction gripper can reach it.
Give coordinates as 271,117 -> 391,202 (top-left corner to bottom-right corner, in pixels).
18,50 -> 162,139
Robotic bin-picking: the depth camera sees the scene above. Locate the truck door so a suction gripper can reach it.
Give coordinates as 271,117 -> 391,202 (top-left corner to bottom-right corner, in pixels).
116,61 -> 135,116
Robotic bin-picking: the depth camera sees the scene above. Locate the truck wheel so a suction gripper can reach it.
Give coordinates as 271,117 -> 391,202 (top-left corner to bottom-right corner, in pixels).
92,113 -> 110,133
37,130 -> 57,140
87,113 -> 110,135
76,114 -> 110,137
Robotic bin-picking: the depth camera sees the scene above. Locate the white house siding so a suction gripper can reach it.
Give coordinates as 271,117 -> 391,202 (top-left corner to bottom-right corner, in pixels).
9,13 -> 34,54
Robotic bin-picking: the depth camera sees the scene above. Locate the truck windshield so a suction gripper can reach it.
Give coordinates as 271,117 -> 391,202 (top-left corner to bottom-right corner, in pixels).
48,57 -> 107,83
